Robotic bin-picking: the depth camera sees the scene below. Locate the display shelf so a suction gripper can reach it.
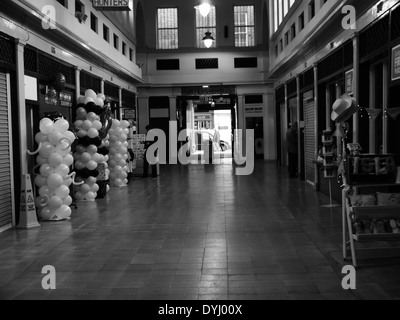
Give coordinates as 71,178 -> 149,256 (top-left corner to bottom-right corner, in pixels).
342,176 -> 400,267
353,233 -> 400,242
341,152 -> 400,267
350,205 -> 400,220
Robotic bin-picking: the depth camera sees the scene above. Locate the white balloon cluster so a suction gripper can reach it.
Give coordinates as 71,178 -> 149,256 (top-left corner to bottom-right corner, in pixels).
32,118 -> 76,221
73,144 -> 107,201
108,119 -> 130,187
73,89 -> 108,201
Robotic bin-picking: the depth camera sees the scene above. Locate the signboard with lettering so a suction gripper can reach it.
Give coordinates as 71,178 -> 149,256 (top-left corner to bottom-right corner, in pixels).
124,109 -> 135,119
60,92 -> 73,108
93,0 -> 131,11
392,44 -> 400,81
245,106 -> 263,117
345,69 -> 354,95
303,89 -> 314,102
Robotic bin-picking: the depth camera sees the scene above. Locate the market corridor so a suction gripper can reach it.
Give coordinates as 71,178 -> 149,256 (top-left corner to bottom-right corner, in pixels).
0,161 -> 400,300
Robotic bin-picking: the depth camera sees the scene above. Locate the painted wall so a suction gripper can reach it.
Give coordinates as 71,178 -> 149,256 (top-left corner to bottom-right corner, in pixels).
15,0 -> 142,80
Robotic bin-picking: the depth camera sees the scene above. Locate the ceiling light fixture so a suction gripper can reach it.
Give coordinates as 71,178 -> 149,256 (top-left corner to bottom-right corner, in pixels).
195,2 -> 212,17
202,31 -> 214,48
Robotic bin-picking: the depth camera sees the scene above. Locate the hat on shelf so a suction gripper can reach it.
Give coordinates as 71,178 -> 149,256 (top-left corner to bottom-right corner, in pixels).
331,94 -> 359,123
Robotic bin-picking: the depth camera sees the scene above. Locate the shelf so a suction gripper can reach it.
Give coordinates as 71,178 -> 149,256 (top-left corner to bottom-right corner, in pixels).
349,183 -> 400,188
353,233 -> 400,242
350,205 -> 400,220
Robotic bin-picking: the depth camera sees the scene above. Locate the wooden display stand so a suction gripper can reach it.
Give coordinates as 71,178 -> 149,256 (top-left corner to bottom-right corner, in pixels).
342,155 -> 400,267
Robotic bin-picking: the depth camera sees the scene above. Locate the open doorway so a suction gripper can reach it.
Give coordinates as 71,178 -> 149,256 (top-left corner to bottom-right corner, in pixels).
178,94 -> 237,164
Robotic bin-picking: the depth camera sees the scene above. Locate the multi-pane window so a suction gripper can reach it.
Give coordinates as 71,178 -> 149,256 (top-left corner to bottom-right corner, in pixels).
157,8 -> 178,50
234,6 -> 255,47
273,0 -> 296,33
196,6 -> 216,48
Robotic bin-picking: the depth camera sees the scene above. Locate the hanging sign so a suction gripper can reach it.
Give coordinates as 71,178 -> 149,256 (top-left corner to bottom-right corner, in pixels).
392,44 -> 400,81
60,92 -> 73,107
345,69 -> 354,95
124,109 -> 135,119
303,90 -> 314,102
93,0 -> 131,11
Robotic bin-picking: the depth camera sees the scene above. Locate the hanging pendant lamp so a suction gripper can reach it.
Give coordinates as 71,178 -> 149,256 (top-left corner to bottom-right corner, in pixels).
202,31 -> 214,48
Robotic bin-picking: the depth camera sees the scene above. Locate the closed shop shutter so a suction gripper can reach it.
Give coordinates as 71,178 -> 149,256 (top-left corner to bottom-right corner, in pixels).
304,96 -> 316,184
0,71 -> 13,231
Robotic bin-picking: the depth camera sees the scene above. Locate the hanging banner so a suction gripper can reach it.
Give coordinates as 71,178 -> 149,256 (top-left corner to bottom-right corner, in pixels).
392,44 -> 400,81
345,69 -> 354,95
93,0 -> 131,11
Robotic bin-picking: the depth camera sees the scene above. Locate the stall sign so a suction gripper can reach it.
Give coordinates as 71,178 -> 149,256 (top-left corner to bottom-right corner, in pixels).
392,44 -> 400,81
345,69 -> 354,95
93,0 -> 131,11
60,92 -> 73,107
124,109 -> 135,119
245,106 -> 263,116
303,90 -> 314,102
194,114 -> 212,121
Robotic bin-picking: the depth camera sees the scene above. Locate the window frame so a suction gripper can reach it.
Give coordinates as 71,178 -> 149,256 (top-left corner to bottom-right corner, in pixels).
234,5 -> 256,48
156,7 -> 179,50
195,5 -> 217,49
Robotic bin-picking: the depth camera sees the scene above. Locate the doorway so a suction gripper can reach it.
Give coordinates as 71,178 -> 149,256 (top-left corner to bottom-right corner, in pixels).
246,117 -> 264,159
180,96 -> 237,164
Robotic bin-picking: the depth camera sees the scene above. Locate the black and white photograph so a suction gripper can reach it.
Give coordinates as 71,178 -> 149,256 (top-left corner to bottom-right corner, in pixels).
1,0 -> 400,305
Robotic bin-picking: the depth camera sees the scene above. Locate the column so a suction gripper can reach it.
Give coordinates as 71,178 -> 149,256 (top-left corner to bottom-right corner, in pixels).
169,96 -> 178,165
15,40 -> 27,174
284,82 -> 289,168
137,96 -> 149,134
383,60 -> 389,153
75,67 -> 81,101
169,96 -> 177,122
264,93 -> 276,161
313,64 -> 319,189
325,84 -> 331,130
352,33 -> 360,143
118,86 -> 123,120
236,94 -> 246,161
369,64 -> 376,153
296,75 -> 301,179
100,78 -> 105,95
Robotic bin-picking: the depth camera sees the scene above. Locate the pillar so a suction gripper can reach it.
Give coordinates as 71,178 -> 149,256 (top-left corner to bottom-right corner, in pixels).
296,74 -> 301,179
118,86 -> 122,120
352,33 -> 360,143
75,67 -> 81,101
313,63 -> 319,189
15,40 -> 27,174
383,59 -> 389,153
100,78 -> 105,95
369,64 -> 376,153
137,96 -> 149,134
325,83 -> 331,130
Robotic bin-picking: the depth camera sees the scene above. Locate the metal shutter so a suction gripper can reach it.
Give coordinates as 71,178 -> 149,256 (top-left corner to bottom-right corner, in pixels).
0,71 -> 13,231
304,98 -> 316,184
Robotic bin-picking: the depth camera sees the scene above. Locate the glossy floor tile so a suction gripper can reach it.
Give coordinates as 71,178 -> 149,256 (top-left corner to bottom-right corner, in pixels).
0,161 -> 400,300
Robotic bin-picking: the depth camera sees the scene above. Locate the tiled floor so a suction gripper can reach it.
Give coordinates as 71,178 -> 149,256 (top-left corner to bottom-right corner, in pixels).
1,161 -> 400,300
